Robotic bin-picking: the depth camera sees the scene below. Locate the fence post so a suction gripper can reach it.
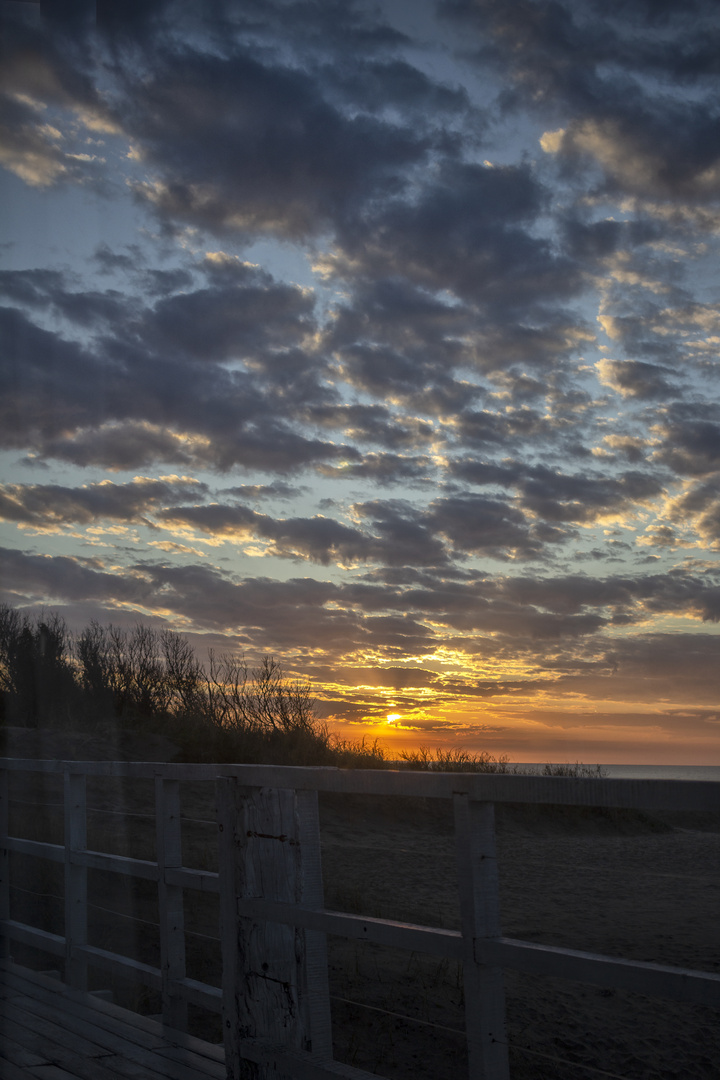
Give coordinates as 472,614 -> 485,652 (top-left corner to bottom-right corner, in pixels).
155,775 -> 188,1031
217,779 -> 332,1079
64,770 -> 88,990
454,794 -> 510,1080
0,769 -> 8,960
296,788 -> 333,1060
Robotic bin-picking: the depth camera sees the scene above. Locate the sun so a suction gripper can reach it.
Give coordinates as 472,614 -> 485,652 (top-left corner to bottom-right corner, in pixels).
386,713 -> 402,724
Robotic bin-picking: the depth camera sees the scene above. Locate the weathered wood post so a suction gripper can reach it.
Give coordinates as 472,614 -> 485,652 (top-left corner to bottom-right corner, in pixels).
64,769 -> 88,990
0,768 -> 8,960
454,794 -> 510,1080
155,775 -> 188,1031
216,779 -> 332,1079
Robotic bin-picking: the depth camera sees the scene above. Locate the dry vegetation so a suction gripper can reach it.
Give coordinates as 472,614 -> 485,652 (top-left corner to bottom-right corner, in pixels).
0,604 -> 385,768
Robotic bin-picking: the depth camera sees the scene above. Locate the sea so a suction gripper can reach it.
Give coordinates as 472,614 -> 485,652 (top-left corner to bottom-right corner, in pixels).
510,763 -> 720,782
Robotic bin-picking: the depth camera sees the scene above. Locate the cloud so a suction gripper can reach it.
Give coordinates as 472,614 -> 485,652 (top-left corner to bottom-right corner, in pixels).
655,410 -> 720,476
426,494 -> 541,560
316,453 -> 435,486
664,478 -> 720,547
123,46 -> 432,241
596,357 -> 681,400
323,160 -> 579,311
0,18 -> 119,187
0,286 -> 351,473
306,403 -> 435,450
0,476 -> 207,528
137,263 -> 316,363
449,460 -> 664,526
444,0 -> 720,203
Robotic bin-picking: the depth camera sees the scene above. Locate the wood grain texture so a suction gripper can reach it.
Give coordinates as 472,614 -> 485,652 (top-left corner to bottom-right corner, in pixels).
156,777 -> 188,1032
454,795 -> 510,1080
0,770 -> 8,962
64,771 -> 88,991
4,758 -> 719,812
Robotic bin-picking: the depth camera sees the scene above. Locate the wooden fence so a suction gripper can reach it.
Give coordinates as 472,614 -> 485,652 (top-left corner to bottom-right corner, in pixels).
1,757 -> 719,1079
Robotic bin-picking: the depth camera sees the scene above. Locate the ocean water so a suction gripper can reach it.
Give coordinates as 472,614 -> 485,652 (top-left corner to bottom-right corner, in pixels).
600,763 -> 720,782
510,763 -> 720,782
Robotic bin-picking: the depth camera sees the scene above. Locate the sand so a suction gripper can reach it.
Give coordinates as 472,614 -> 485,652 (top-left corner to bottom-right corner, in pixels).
3,726 -> 719,1079
319,794 -> 720,1079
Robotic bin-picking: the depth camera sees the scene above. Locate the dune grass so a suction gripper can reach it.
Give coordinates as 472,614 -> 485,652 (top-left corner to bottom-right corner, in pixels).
398,745 -> 608,778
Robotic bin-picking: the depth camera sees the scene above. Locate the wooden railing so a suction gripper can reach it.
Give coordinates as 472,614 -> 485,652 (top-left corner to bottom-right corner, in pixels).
1,758 -> 719,1079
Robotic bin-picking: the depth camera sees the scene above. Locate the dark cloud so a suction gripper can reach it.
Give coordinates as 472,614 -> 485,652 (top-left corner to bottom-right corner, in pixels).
448,460 -> 664,526
426,494 -> 541,560
219,482 -> 305,502
325,160 -> 579,311
306,404 -> 434,450
0,293 -> 351,473
655,411 -> 720,476
316,453 -> 435,486
560,215 -> 662,262
137,266 -> 316,363
325,55 -> 471,119
0,476 -> 207,527
443,0 -> 720,202
160,500 -> 451,569
123,47 -> 432,241
596,358 -> 681,400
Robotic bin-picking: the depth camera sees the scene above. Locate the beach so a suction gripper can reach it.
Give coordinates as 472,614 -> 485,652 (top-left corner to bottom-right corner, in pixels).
3,726 -> 719,1079
319,793 -> 720,1078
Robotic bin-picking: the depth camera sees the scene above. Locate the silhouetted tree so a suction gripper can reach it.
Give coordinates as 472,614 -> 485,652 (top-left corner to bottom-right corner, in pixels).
0,606 -> 75,726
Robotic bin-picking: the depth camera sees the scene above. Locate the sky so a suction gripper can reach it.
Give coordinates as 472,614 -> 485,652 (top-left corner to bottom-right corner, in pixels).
1,0 -> 719,764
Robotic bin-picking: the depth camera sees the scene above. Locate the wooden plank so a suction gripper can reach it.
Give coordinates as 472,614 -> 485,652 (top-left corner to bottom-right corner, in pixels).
0,1057 -> 30,1080
74,943 -> 163,989
176,976 -> 222,1013
1,919 -> 65,955
0,1026 -> 139,1080
4,759 -> 719,812
155,777 -> 188,1032
0,770 -> 9,962
0,992 -> 213,1080
454,795 -> 509,1080
6,836 -> 64,863
219,781 -> 329,1079
219,782 -> 309,1078
64,772 -> 88,991
236,900 -> 463,958
0,1034 -> 49,1068
240,1038 -> 388,1079
479,937 -> 720,1006
3,1017 -> 186,1080
296,789 -> 333,1061
164,867 -> 218,893
0,961 -> 224,1063
0,996 -> 120,1060
23,1067 -> 81,1080
216,778 -> 243,1080
71,850 -> 158,880
147,1044 -> 225,1080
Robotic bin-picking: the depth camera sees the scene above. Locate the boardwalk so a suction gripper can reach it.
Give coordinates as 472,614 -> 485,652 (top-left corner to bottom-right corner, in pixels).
0,960 -> 225,1080
2,757 -> 719,1079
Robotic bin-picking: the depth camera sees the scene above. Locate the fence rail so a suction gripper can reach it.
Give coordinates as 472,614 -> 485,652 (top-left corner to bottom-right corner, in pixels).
1,757 -> 718,1080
